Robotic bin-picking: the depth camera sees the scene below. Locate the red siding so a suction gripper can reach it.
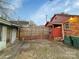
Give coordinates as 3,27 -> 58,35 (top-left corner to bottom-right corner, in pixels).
51,27 -> 62,37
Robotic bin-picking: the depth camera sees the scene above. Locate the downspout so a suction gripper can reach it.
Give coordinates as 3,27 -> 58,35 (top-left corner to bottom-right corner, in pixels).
62,24 -> 64,41
18,26 -> 21,40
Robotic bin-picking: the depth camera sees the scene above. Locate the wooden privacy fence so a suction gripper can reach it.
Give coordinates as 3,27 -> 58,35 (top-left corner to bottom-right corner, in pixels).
20,26 -> 50,40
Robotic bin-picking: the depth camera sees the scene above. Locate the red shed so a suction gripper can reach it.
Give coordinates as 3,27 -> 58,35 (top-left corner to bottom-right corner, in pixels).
45,13 -> 79,41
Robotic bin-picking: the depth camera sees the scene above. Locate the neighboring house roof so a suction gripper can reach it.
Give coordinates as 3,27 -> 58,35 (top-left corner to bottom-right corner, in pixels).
0,17 -> 11,25
46,13 -> 79,26
0,17 -> 18,28
10,21 -> 29,25
51,13 -> 79,23
45,21 -> 49,26
9,21 -> 30,28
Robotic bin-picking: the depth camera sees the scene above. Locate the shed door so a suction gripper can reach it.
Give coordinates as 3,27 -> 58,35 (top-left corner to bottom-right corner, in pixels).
52,26 -> 62,37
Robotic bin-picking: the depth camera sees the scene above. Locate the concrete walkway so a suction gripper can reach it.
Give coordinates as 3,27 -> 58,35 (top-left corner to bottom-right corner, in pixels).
0,40 -> 79,59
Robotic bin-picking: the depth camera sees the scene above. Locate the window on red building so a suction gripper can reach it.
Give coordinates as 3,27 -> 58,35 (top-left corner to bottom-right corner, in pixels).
64,22 -> 70,30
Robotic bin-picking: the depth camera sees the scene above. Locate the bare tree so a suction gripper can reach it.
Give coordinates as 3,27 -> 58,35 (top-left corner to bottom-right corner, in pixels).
0,0 -> 12,19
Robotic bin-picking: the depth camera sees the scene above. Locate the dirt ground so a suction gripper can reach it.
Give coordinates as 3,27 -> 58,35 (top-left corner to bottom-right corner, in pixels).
0,40 -> 79,59
15,40 -> 79,59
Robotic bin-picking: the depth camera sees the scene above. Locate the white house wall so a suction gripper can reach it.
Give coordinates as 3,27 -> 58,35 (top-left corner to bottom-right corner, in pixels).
11,29 -> 17,44
0,26 -> 7,51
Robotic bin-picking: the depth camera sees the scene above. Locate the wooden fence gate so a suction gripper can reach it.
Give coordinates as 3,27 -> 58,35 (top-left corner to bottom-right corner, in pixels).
20,26 -> 49,40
